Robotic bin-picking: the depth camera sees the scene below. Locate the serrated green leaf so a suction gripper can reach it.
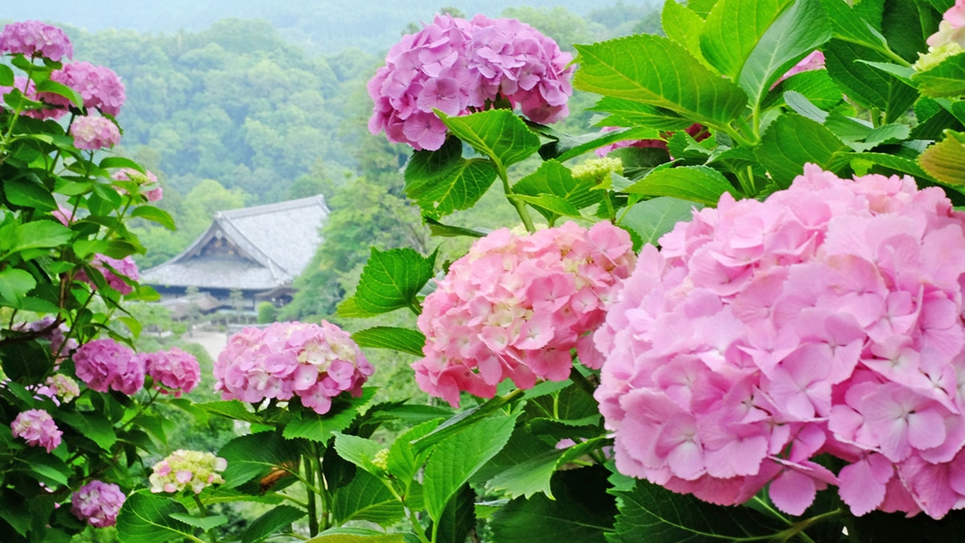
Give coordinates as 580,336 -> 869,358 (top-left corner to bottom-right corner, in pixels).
387,419 -> 443,484
4,178 -> 57,211
537,126 -> 661,163
784,90 -> 829,123
116,491 -> 198,543
352,327 -> 426,357
333,433 -> 385,475
242,506 -> 306,543
858,60 -> 915,85
824,40 -> 917,121
404,137 -> 498,219
306,532 -> 406,543
620,197 -> 700,248
333,470 -> 404,526
437,109 -> 540,171
913,54 -> 965,98
920,131 -> 965,186
513,160 -> 603,213
430,484 -> 475,543
12,221 -> 71,252
168,513 -> 229,531
700,0 -> 794,79
514,194 -> 582,219
218,432 -> 300,488
424,413 -> 517,522
131,206 -> 176,230
100,157 -> 144,172
755,113 -> 849,187
851,152 -> 937,182
574,35 -> 748,126
488,438 -> 606,500
821,0 -> 891,53
662,0 -> 709,66
336,297 -> 381,319
35,79 -> 83,109
197,400 -> 264,424
58,410 -> 116,451
410,393 -> 518,453
423,217 -> 486,238
588,97 -> 692,131
624,166 -> 738,206
765,69 -> 844,110
0,65 -> 13,86
283,388 -> 376,442
343,247 -> 435,315
16,450 -> 71,487
0,268 -> 36,306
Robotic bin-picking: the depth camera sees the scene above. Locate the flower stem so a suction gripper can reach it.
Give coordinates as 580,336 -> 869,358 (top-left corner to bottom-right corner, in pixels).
191,493 -> 219,543
304,454 -> 319,536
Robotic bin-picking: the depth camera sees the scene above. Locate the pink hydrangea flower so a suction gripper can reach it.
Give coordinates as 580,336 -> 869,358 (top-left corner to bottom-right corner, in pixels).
113,168 -> 162,202
73,338 -> 144,395
214,321 -> 374,415
78,255 -> 139,295
70,480 -> 125,528
775,51 -> 826,85
149,450 -> 227,494
37,374 -> 81,404
44,61 -> 125,116
927,0 -> 965,48
595,164 -> 965,519
0,75 -> 66,120
11,409 -> 62,453
141,347 -> 200,397
70,115 -> 121,150
595,124 -> 709,157
413,221 -> 635,407
368,13 -> 574,150
0,21 -> 73,61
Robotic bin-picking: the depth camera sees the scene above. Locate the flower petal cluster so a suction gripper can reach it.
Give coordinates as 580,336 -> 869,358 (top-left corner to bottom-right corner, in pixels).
595,124 -> 709,157
11,409 -> 62,452
917,0 -> 965,70
149,450 -> 227,494
70,115 -> 121,150
79,254 -> 139,294
73,338 -> 144,395
141,347 -> 201,397
45,61 -> 126,116
214,321 -> 374,415
595,164 -> 965,519
70,480 -> 125,528
414,221 -> 635,407
368,13 -> 573,150
0,21 -> 73,61
38,374 -> 81,403
113,168 -> 162,202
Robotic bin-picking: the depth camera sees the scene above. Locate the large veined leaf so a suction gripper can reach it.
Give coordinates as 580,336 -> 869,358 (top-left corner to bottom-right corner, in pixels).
283,388 -> 377,442
404,136 -> 498,219
913,54 -> 965,98
755,113 -> 850,187
430,484 -> 475,543
662,0 -> 709,66
333,433 -> 386,475
241,506 -> 306,543
332,470 -> 404,526
574,35 -> 748,127
218,432 -> 301,488
3,178 -> 57,211
920,131 -> 965,186
588,97 -> 693,131
820,0 -> 892,54
437,109 -> 541,171
620,197 -> 701,248
764,68 -> 844,111
700,0 -> 794,79
306,531 -> 407,543
487,438 -> 606,500
536,125 -> 661,162
387,419 -> 442,485
115,491 -> 199,543
513,160 -> 603,214
624,166 -> 739,206
0,268 -> 36,307
823,40 -> 918,122
340,247 -> 435,316
351,327 -> 426,357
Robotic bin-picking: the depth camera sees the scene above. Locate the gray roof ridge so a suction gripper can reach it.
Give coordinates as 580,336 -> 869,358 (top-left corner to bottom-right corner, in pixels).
219,194 -> 327,220
217,213 -> 290,282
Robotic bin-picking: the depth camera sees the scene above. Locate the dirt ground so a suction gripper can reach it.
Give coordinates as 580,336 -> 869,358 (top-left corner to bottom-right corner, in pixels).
182,330 -> 227,361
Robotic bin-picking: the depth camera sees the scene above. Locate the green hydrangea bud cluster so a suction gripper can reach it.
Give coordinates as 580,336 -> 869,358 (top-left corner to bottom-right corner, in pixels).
149,450 -> 227,494
571,156 -> 623,185
914,41 -> 965,71
372,448 -> 390,472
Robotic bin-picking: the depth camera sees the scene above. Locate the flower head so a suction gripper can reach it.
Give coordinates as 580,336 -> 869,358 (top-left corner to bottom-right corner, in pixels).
73,338 -> 144,395
78,254 -> 139,295
0,21 -> 73,61
46,61 -> 126,116
142,347 -> 201,397
70,481 -> 126,528
38,374 -> 81,403
149,450 -> 227,494
916,0 -> 965,69
11,409 -> 62,453
70,115 -> 121,150
113,168 -> 162,202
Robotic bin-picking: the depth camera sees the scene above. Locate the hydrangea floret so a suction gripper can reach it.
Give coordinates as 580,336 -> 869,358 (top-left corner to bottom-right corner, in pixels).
11,409 -> 62,453
79,254 -> 139,295
73,338 -> 144,395
70,480 -> 126,528
38,374 -> 81,403
46,61 -> 126,116
214,321 -> 374,415
368,13 -> 574,150
70,115 -> 121,150
413,221 -> 635,407
915,0 -> 965,70
113,168 -> 162,202
149,450 -> 227,494
141,347 -> 201,397
595,164 -> 965,519
0,21 -> 73,61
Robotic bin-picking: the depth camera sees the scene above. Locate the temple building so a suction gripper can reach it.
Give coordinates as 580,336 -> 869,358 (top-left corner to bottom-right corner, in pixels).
141,195 -> 328,313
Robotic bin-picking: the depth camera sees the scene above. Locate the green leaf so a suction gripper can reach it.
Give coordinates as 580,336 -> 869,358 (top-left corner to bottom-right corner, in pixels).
116,491 -> 198,543
490,466 -> 616,543
514,194 -> 582,219
0,64 -> 13,86
404,137 -> 498,219
410,394 -> 518,453
341,247 -> 435,316
851,152 -> 937,182
423,217 -> 486,238
574,35 -> 748,126
131,206 -> 176,230
608,478 -> 786,542
423,413 -> 518,522
436,109 -> 540,171
913,54 -> 965,98
0,268 -> 36,306
765,69 -> 844,110
624,166 -> 738,206
513,160 -> 603,213
662,0 -> 709,66
387,419 -> 443,484
306,532 -> 406,543
283,388 -> 377,442
488,438 -> 606,500
100,157 -> 144,172
197,400 -> 264,424
821,0 -> 891,53
336,298 -> 381,319
16,450 -> 71,487
824,39 -> 917,121
58,410 -> 116,451
168,513 -> 229,531
620,197 -> 700,248
333,433 -> 385,475
12,221 -> 71,252
755,112 -> 849,187
218,432 -> 300,488
588,97 -> 692,131
332,470 -> 404,526
430,484 -> 476,543
920,131 -> 965,186
0,340 -> 52,383
352,327 -> 426,357
4,178 -> 57,211
858,60 -> 915,85
242,505 -> 306,543
536,126 -> 660,163
35,79 -> 83,109
738,0 -> 832,108
700,0 -> 794,79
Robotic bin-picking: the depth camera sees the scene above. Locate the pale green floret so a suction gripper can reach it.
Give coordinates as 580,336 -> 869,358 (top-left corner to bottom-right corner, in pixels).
913,42 -> 965,72
372,448 -> 390,472
571,157 -> 623,185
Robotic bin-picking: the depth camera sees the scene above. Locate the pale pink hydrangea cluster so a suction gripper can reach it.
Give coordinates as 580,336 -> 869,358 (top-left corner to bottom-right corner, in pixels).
113,168 -> 162,202
214,321 -> 374,415
368,14 -> 574,150
149,450 -> 227,494
11,409 -> 62,453
414,221 -> 635,407
140,347 -> 201,397
595,124 -> 709,157
928,0 -> 965,48
37,374 -> 81,404
78,254 -> 139,294
70,480 -> 126,528
595,164 -> 965,519
46,61 -> 126,116
70,115 -> 121,150
0,21 -> 73,61
73,338 -> 144,395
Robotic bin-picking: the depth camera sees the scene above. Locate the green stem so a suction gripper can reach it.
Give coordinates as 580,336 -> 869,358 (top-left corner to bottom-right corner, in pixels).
311,442 -> 329,530
499,165 -> 536,233
776,508 -> 843,542
304,455 -> 319,537
191,494 -> 219,543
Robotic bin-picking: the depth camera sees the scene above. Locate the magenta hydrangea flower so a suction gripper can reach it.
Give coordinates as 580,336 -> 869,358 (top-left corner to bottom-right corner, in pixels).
595,164 -> 965,519
413,221 -> 635,407
78,254 -> 139,295
44,61 -> 125,116
70,115 -> 121,150
368,13 -> 574,150
141,347 -> 200,398
70,480 -> 125,528
0,21 -> 73,61
113,168 -> 162,202
11,409 -> 62,453
73,338 -> 144,395
214,321 -> 374,415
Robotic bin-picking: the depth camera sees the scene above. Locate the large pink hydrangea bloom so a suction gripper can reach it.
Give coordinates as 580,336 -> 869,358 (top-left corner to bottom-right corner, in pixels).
70,480 -> 126,528
11,409 -> 62,453
73,338 -> 145,395
70,115 -> 121,150
45,61 -> 126,116
214,321 -> 373,415
0,21 -> 73,61
77,254 -> 139,294
595,164 -> 965,519
141,347 -> 201,397
414,221 -> 635,407
368,14 -> 574,150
